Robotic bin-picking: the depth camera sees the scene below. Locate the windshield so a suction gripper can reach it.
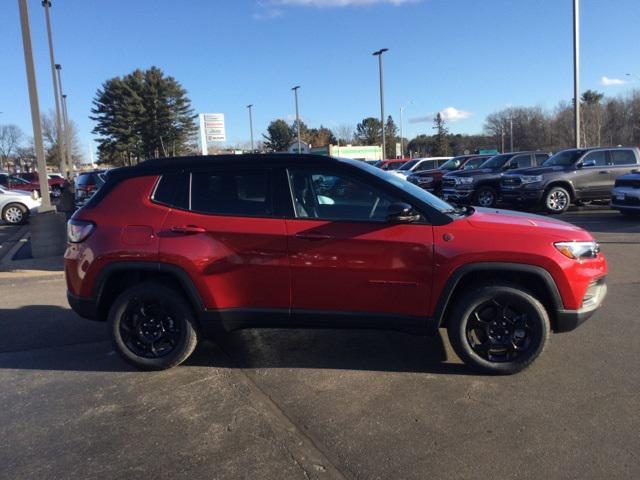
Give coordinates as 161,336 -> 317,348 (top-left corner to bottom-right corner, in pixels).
479,154 -> 512,169
440,157 -> 464,170
462,157 -> 488,170
341,158 -> 458,215
543,149 -> 587,167
398,160 -> 418,171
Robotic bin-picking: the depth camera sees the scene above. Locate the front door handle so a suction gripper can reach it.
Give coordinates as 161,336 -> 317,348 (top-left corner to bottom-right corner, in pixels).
295,232 -> 332,241
171,225 -> 206,234
599,170 -> 611,174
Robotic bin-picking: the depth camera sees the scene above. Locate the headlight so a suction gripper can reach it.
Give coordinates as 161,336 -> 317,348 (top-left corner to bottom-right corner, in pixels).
520,175 -> 543,184
417,176 -> 433,184
458,177 -> 474,185
554,241 -> 600,260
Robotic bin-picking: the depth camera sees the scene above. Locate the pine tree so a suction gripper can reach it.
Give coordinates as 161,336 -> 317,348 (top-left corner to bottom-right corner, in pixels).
263,119 -> 294,152
355,117 -> 382,146
384,115 -> 399,158
432,113 -> 451,156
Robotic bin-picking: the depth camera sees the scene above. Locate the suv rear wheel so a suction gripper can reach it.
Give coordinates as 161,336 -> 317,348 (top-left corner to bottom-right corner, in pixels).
447,284 -> 550,375
544,186 -> 571,214
108,282 -> 199,370
474,186 -> 497,208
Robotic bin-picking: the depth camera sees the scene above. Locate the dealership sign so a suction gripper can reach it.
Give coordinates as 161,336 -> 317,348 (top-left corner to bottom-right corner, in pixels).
199,113 -> 226,154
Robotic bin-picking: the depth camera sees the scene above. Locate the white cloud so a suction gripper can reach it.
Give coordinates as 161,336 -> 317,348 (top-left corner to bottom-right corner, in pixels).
409,107 -> 472,124
601,76 -> 627,86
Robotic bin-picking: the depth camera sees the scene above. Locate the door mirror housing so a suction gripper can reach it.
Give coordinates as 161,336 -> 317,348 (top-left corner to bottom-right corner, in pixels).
580,158 -> 596,168
386,202 -> 421,223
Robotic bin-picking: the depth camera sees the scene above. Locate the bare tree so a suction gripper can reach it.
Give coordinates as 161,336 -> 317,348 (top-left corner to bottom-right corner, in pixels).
41,110 -> 82,168
335,124 -> 355,145
0,124 -> 24,170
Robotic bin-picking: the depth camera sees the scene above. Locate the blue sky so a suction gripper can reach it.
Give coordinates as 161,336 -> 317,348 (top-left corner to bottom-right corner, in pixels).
1,0 -> 639,159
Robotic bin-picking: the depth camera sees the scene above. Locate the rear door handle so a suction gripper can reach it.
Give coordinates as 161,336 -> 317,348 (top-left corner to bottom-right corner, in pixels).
599,170 -> 611,174
295,232 -> 332,240
171,225 -> 206,234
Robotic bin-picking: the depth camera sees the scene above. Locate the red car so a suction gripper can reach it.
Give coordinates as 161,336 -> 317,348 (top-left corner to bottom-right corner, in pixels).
406,154 -> 492,195
65,154 -> 607,374
16,172 -> 65,197
0,173 -> 39,194
375,158 -> 408,171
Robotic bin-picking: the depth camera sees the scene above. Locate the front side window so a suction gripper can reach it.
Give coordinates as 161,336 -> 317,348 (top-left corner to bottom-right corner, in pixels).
509,154 -> 532,169
190,169 -> 272,216
543,149 -> 587,167
288,169 -> 404,222
582,150 -> 607,167
610,150 -> 637,166
480,154 -> 512,169
463,157 -> 487,170
535,154 -> 550,165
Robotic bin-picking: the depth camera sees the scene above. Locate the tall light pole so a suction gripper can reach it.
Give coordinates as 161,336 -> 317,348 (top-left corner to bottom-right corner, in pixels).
373,48 -> 388,160
18,0 -> 52,209
509,114 -> 514,152
42,0 -> 65,177
399,100 -> 413,159
291,85 -> 301,153
55,64 -> 72,171
573,0 -> 581,148
246,104 -> 254,152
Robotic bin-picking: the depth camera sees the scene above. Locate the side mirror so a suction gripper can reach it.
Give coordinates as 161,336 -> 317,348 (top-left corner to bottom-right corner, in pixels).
386,202 -> 421,223
581,158 -> 595,168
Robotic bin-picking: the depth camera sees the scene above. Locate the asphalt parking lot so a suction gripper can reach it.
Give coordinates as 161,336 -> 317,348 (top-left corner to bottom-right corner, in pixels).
0,208 -> 638,479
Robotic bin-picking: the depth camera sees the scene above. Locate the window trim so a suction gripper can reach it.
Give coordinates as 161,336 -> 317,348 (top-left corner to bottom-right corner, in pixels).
284,166 -> 431,225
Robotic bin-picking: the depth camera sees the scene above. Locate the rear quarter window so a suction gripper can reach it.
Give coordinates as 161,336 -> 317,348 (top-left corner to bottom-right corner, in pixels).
152,172 -> 189,209
611,150 -> 637,166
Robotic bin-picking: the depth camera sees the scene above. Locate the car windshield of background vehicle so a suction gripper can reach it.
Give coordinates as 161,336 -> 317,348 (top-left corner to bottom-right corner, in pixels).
462,157 -> 487,170
543,149 -> 587,167
398,160 -> 418,171
479,154 -> 512,169
440,157 -> 463,170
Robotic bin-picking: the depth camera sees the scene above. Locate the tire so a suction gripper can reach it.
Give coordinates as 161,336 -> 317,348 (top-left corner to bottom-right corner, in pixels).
474,185 -> 498,208
447,283 -> 550,375
108,282 -> 199,371
544,186 -> 571,214
2,203 -> 29,225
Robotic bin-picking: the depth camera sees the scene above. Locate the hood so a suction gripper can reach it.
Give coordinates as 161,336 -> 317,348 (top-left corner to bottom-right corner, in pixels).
412,168 -> 444,177
465,207 -> 592,241
446,168 -> 495,178
509,165 -> 568,176
2,188 -> 33,197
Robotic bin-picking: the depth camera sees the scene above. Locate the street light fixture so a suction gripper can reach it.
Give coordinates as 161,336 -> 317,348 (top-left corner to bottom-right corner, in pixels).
246,104 -> 254,152
626,73 -> 640,82
291,86 -> 301,153
372,48 -> 388,160
42,0 -> 66,177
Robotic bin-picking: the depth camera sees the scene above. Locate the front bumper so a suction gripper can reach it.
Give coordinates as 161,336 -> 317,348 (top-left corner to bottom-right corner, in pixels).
555,278 -> 607,332
500,187 -> 544,204
442,188 -> 474,203
67,291 -> 98,320
610,187 -> 640,211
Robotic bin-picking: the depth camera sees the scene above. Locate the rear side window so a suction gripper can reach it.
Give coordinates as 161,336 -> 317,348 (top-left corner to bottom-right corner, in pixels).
153,172 -> 189,209
76,174 -> 94,186
611,150 -> 637,166
190,169 -> 272,216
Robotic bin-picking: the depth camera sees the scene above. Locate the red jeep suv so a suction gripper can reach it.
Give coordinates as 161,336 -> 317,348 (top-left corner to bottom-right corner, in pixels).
65,154 -> 607,374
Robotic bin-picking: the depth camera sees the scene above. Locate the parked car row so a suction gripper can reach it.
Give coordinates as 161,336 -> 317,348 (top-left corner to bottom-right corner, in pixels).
0,172 -> 65,198
393,147 -> 640,214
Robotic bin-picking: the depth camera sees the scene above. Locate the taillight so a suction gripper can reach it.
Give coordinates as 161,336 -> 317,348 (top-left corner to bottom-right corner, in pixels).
67,219 -> 95,243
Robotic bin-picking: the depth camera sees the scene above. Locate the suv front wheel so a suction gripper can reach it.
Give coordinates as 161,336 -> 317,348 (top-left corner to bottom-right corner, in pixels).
544,186 -> 571,214
108,282 -> 199,370
474,186 -> 497,208
447,284 -> 550,375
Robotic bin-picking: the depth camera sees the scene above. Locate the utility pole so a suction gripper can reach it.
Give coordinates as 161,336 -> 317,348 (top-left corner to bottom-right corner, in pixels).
246,104 -> 254,152
18,0 -> 52,209
291,86 -> 301,153
373,48 -> 388,160
42,0 -> 65,177
56,65 -> 72,171
573,0 -> 581,148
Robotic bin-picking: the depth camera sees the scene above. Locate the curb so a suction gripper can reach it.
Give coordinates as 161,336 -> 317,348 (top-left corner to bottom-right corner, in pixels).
0,225 -> 30,265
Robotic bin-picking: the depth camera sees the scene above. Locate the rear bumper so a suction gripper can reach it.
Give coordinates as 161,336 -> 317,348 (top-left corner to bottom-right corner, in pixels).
67,291 -> 98,320
554,279 -> 607,332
